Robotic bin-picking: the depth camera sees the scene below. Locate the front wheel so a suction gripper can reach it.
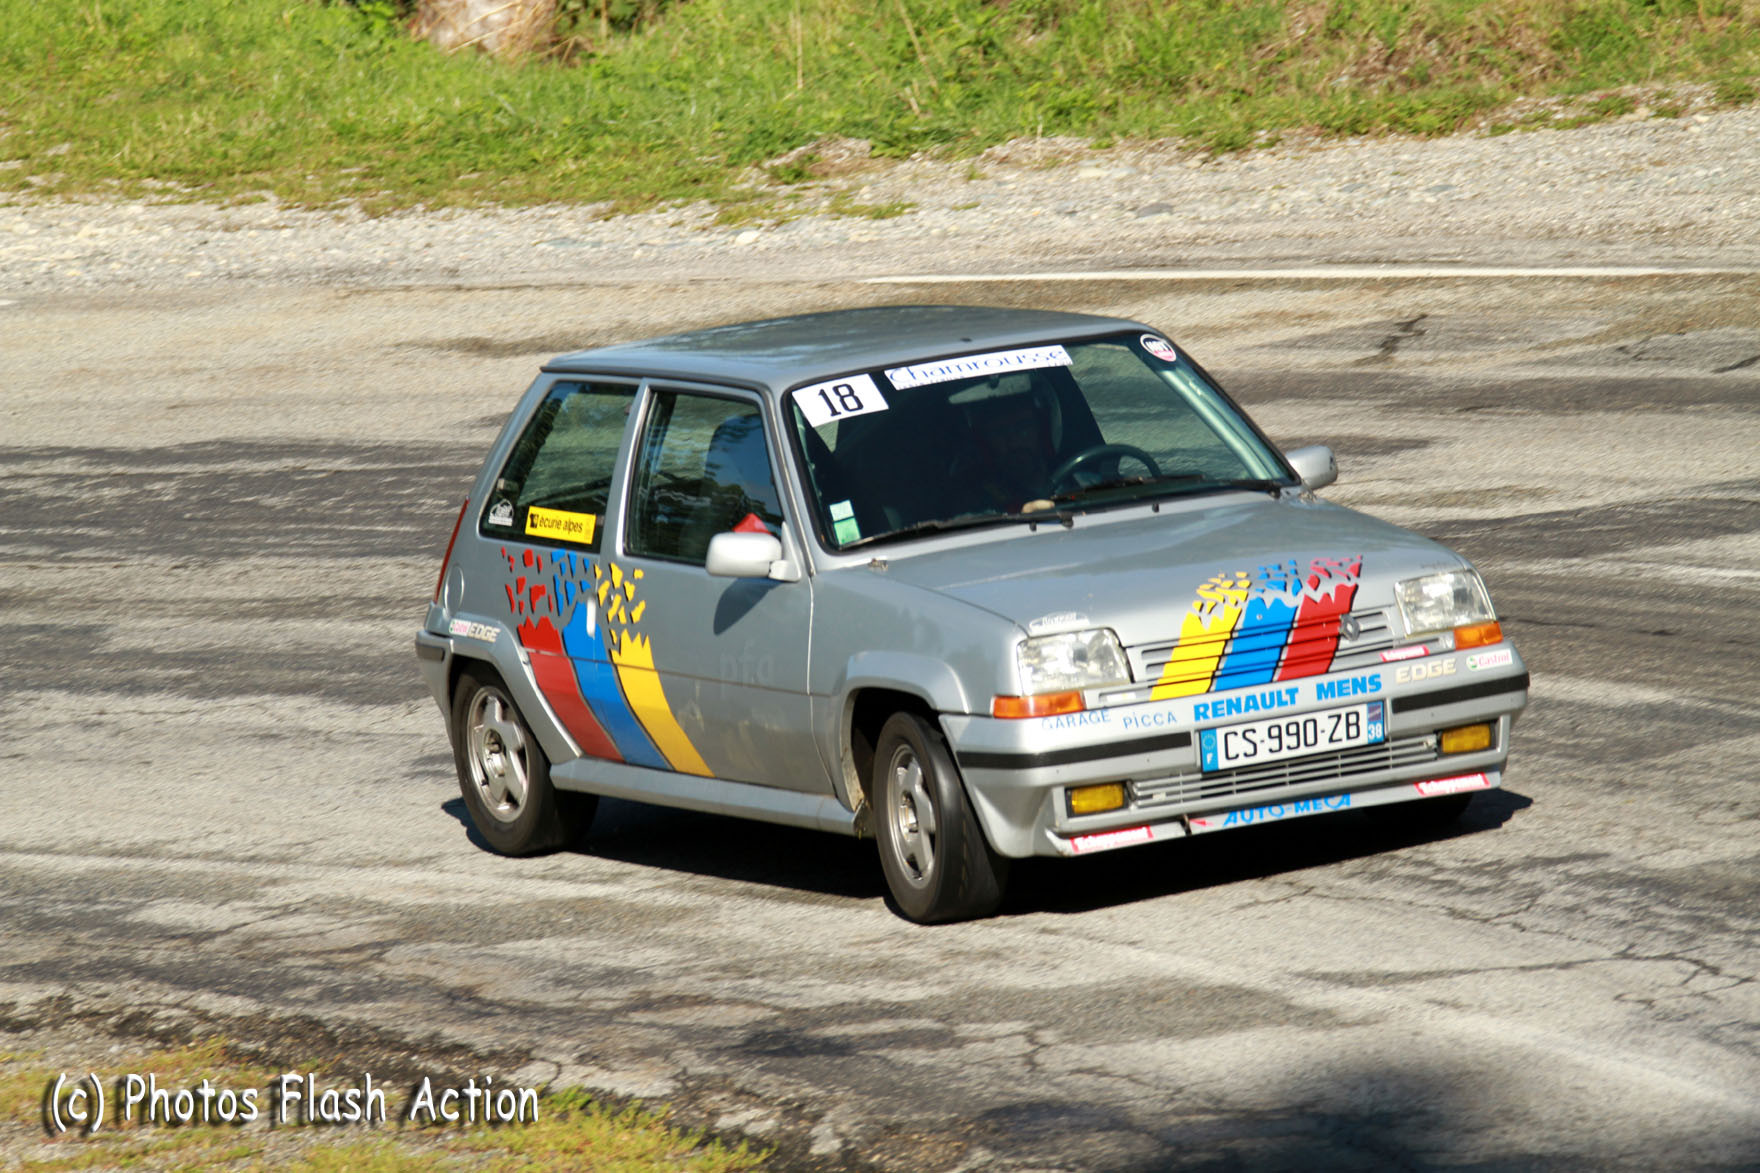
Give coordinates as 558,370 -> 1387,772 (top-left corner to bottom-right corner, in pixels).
872,712 -> 1009,923
451,668 -> 595,855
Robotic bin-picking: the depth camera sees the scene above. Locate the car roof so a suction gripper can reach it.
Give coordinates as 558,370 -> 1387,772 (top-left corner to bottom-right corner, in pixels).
542,305 -> 1151,391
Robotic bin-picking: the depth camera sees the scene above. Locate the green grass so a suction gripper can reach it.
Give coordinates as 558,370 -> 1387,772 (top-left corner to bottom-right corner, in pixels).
0,0 -> 1756,211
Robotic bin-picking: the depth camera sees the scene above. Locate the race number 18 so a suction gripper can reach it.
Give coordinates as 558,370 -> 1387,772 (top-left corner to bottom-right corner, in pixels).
793,373 -> 888,427
818,383 -> 864,416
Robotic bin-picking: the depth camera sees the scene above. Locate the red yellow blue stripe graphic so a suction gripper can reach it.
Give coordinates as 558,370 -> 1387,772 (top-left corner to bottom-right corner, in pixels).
504,548 -> 707,774
1153,556 -> 1363,700
515,614 -> 622,762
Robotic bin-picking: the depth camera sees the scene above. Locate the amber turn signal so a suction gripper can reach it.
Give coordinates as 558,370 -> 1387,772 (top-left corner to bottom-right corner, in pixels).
1453,620 -> 1503,649
992,691 -> 1084,719
1440,723 -> 1493,754
1067,783 -> 1127,816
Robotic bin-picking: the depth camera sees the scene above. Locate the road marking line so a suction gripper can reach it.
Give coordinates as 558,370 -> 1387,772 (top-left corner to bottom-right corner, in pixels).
862,266 -> 1754,284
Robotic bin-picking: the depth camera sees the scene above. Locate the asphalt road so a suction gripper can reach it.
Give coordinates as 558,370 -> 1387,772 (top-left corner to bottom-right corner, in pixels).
3,271 -> 1758,1171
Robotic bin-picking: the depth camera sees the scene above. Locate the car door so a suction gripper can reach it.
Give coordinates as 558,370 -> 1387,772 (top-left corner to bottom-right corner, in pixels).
607,382 -> 825,792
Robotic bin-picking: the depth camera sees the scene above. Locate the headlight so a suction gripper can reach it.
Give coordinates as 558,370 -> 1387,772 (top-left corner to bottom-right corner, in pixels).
1395,569 -> 1495,637
1017,628 -> 1130,694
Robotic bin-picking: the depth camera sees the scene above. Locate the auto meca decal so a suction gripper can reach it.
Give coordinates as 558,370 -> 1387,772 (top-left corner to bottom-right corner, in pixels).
499,547 -> 710,775
1151,556 -> 1363,699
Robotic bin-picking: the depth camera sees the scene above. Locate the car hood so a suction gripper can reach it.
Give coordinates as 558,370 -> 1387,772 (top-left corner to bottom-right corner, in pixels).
874,496 -> 1464,646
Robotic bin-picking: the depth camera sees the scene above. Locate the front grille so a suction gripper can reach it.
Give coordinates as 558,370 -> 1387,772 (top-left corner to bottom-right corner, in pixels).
1131,733 -> 1439,811
1327,609 -> 1403,672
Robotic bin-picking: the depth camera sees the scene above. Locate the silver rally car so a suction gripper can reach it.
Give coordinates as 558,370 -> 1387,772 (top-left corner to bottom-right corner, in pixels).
416,306 -> 1529,922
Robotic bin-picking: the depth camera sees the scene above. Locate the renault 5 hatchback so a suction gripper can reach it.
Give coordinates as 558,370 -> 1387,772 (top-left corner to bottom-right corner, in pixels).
415,305 -> 1528,922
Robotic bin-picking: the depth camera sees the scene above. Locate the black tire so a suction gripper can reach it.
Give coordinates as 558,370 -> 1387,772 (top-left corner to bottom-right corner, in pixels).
872,712 -> 1009,923
1372,792 -> 1472,832
451,667 -> 596,855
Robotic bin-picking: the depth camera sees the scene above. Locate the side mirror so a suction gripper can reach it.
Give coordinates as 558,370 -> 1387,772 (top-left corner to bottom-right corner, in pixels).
706,530 -> 785,579
1284,444 -> 1337,491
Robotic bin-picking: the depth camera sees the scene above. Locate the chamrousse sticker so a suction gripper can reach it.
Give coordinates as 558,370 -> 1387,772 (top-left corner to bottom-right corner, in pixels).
487,499 -> 515,527
524,506 -> 597,544
884,345 -> 1072,390
793,373 -> 888,428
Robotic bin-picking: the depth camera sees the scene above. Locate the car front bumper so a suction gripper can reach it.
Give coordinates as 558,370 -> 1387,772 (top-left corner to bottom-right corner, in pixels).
941,648 -> 1529,858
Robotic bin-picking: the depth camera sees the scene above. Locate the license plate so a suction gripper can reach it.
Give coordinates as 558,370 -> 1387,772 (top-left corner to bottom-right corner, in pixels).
1199,701 -> 1385,771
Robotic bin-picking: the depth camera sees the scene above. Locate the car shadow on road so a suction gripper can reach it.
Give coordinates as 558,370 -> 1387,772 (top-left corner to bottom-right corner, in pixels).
440,795 -> 887,901
1005,789 -> 1533,917
441,790 -> 1529,916
945,1050 -> 1760,1173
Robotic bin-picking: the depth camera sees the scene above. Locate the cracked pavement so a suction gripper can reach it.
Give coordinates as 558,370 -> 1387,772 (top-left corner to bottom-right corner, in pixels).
2,260 -> 1758,1170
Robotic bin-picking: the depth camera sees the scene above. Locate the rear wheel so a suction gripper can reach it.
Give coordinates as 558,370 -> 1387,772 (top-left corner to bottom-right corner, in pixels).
872,712 -> 1009,923
451,668 -> 595,855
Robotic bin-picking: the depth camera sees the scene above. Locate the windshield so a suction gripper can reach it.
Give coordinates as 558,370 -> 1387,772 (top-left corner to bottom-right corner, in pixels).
785,331 -> 1292,550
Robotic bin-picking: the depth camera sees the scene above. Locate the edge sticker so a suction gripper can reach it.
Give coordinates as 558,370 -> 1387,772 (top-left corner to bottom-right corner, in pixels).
449,618 -> 498,642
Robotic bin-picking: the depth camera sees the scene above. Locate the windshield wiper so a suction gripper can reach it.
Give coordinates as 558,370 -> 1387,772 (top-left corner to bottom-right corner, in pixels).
1054,472 -> 1208,502
1192,477 -> 1292,496
1056,474 -> 1290,506
842,511 -> 1036,550
841,479 -> 1292,550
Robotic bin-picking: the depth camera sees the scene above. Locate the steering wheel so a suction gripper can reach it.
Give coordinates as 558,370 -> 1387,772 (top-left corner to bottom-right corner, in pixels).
1050,443 -> 1161,492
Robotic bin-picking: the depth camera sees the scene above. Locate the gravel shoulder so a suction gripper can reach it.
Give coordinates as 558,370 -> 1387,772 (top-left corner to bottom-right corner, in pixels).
3,105 -> 1759,294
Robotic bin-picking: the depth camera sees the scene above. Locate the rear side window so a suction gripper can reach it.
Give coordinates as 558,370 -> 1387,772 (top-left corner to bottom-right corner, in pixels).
625,390 -> 782,565
480,381 -> 636,551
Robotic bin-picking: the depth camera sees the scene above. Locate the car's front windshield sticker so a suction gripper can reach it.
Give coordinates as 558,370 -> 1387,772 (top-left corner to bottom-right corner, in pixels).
793,373 -> 888,427
1141,335 -> 1178,362
829,499 -> 861,544
884,344 -> 1072,389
